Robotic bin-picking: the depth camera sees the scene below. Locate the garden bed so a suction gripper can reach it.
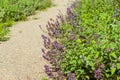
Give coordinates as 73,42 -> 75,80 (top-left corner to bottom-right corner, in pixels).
42,0 -> 120,80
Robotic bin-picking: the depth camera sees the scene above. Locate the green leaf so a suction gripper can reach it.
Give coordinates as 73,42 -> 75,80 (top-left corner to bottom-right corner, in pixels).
111,67 -> 116,75
76,39 -> 81,43
91,40 -> 96,44
85,75 -> 90,79
110,53 -> 117,59
70,60 -> 76,64
89,61 -> 94,67
105,73 -> 110,78
95,52 -> 99,58
117,63 -> 120,69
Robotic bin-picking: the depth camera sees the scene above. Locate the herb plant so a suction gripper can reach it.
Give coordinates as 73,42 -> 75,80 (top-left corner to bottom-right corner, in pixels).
41,0 -> 120,80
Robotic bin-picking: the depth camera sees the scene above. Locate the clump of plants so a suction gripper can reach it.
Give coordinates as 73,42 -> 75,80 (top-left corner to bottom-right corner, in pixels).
41,0 -> 120,80
0,0 -> 52,41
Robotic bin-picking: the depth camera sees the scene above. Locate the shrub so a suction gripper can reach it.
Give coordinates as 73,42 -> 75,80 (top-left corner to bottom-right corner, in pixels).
42,0 -> 120,80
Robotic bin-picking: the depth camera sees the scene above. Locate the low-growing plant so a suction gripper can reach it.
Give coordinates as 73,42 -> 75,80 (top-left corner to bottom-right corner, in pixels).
41,0 -> 120,80
0,0 -> 52,40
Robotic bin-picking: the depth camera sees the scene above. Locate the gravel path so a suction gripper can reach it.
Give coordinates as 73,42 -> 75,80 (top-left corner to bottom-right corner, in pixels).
0,0 -> 73,80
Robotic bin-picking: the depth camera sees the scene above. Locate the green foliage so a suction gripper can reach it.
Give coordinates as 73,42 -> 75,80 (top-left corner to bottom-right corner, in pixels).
0,0 -> 52,40
56,0 -> 120,79
42,77 -> 48,80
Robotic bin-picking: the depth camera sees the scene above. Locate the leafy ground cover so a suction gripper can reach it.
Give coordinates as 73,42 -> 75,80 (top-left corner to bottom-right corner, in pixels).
42,0 -> 120,80
0,0 -> 51,41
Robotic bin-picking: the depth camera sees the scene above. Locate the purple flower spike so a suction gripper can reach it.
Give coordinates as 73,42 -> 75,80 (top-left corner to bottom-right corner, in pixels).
70,3 -> 75,8
67,72 -> 76,80
55,19 -> 59,27
48,21 -> 51,27
55,30 -> 59,34
70,22 -> 76,27
94,69 -> 101,79
43,54 -> 50,61
57,70 -> 63,76
105,48 -> 112,53
48,32 -> 52,37
52,41 -> 64,50
67,8 -> 72,15
44,65 -> 50,69
48,73 -> 55,78
51,23 -> 55,27
60,17 -> 65,24
41,35 -> 47,40
100,64 -> 105,69
41,48 -> 46,54
44,65 -> 51,72
51,59 -> 58,64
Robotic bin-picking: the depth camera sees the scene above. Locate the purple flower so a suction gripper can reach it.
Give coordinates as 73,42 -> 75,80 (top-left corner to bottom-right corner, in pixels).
68,32 -> 76,40
55,19 -> 60,27
50,59 -> 58,64
41,48 -> 45,54
43,54 -> 50,61
71,15 -> 76,20
49,27 -> 54,32
100,64 -> 105,69
57,70 -> 63,76
67,72 -> 76,80
41,35 -> 47,40
44,65 -> 50,70
52,41 -> 64,50
52,41 -> 57,49
105,48 -> 112,53
54,30 -> 59,38
57,13 -> 65,24
57,15 -> 61,19
51,23 -> 55,27
48,21 -> 51,27
67,8 -> 72,15
70,22 -> 76,27
44,65 -> 51,72
44,65 -> 52,74
44,40 -> 48,48
70,2 -> 76,8
94,69 -> 101,79
54,30 -> 59,35
44,65 -> 55,78
48,73 -> 54,78
48,38 -> 51,44
60,17 -> 65,24
48,32 -> 52,36
46,24 -> 50,31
